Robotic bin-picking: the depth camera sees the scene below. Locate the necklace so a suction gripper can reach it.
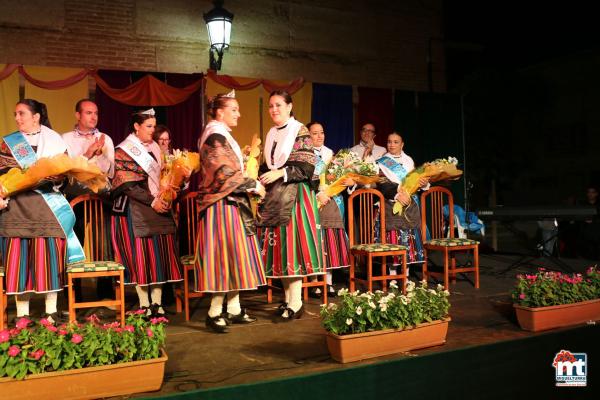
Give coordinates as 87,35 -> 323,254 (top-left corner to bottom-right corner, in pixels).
22,129 -> 41,136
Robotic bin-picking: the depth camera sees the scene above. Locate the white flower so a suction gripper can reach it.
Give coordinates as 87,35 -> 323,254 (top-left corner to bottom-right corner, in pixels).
356,306 -> 363,315
389,280 -> 398,289
443,290 -> 450,296
400,295 -> 408,305
328,303 -> 338,310
368,301 -> 376,309
420,279 -> 428,287
406,281 -> 416,292
337,288 -> 348,296
448,156 -> 458,165
380,303 -> 388,312
352,290 -> 360,296
407,291 -> 415,298
346,318 -> 353,325
428,289 -> 437,295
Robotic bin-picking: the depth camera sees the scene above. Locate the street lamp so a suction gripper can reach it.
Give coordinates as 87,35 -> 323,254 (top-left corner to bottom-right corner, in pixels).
204,0 -> 234,71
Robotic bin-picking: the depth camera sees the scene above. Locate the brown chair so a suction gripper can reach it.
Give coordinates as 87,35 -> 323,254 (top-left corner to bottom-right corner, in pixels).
348,189 -> 408,293
420,186 -> 480,290
0,265 -> 6,330
174,191 -> 203,321
68,195 -> 126,326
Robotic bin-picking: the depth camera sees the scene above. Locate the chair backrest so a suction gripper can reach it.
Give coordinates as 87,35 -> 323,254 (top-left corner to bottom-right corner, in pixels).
69,194 -> 106,262
176,191 -> 200,256
348,189 -> 387,246
420,186 -> 455,240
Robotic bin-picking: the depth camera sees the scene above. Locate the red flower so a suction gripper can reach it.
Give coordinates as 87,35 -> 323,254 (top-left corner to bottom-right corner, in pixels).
30,349 -> 45,360
39,318 -> 52,327
146,328 -> 154,338
8,345 -> 20,357
0,330 -> 9,343
86,314 -> 100,324
71,334 -> 83,344
58,329 -> 68,336
15,317 -> 32,329
46,324 -> 58,332
124,325 -> 135,333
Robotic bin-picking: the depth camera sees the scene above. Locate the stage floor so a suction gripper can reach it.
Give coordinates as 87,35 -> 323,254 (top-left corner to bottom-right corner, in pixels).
4,253 -> 597,398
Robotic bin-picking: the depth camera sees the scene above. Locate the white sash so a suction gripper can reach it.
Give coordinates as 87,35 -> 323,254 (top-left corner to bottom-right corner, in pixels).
117,134 -> 161,196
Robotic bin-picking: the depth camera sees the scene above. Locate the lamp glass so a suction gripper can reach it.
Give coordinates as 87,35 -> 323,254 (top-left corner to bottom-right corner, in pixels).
206,18 -> 231,51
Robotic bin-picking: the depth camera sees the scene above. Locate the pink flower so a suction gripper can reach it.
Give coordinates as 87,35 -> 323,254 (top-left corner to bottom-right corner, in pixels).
519,293 -> 526,300
46,324 -> 58,332
58,329 -> 68,336
39,318 -> 52,327
0,330 -> 9,343
8,345 -> 20,357
150,317 -> 169,324
15,317 -> 32,329
124,325 -> 135,333
133,309 -> 146,315
9,328 -> 21,337
71,334 -> 83,344
30,349 -> 45,360
86,314 -> 100,324
146,328 -> 154,338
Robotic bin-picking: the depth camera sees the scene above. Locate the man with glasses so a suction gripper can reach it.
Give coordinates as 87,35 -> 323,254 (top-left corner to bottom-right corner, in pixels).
350,123 -> 386,162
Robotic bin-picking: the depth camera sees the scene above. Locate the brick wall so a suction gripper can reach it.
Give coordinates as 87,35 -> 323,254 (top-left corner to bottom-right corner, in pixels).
0,0 -> 445,91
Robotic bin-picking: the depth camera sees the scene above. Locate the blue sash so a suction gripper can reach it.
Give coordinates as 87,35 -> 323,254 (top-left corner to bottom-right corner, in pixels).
3,132 -> 85,264
376,156 -> 408,183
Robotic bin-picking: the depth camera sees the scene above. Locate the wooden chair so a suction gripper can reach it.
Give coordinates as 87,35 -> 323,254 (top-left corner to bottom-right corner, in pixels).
348,189 -> 408,293
68,195 -> 126,326
174,191 -> 203,322
420,186 -> 480,290
0,265 -> 6,330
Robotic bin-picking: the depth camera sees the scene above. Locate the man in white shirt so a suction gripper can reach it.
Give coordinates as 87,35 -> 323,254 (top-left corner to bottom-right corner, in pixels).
63,99 -> 115,177
62,99 -> 115,305
350,123 -> 386,162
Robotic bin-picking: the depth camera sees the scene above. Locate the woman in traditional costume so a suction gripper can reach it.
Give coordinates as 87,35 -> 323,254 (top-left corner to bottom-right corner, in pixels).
110,109 -> 182,317
307,122 -> 350,298
195,91 -> 267,333
375,132 -> 428,271
258,90 -> 324,321
0,99 -> 84,324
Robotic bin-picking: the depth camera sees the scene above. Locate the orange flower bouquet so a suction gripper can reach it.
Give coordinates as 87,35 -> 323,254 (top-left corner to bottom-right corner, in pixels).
243,134 -> 262,216
158,149 -> 200,204
0,154 -> 108,197
393,156 -> 463,215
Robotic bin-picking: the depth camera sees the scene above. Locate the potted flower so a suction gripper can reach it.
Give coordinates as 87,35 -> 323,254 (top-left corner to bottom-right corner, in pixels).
320,280 -> 450,363
0,311 -> 169,400
511,266 -> 600,332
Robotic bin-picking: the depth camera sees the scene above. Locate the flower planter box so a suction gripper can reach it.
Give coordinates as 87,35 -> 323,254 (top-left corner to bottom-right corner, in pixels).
326,318 -> 450,363
0,349 -> 168,400
514,299 -> 600,332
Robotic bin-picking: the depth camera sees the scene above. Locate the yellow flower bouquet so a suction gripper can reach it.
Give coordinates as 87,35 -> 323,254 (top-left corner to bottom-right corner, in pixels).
393,157 -> 463,215
0,154 -> 108,197
158,149 -> 200,204
319,149 -> 379,206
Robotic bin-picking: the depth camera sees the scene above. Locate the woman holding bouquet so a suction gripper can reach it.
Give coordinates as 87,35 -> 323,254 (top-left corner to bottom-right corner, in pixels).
110,109 -> 182,317
376,132 -> 427,271
195,91 -> 267,333
0,99 -> 80,324
308,122 -> 350,297
258,90 -> 324,320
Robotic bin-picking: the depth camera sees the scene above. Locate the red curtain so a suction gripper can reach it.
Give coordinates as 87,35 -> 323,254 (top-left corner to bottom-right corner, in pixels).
357,87 -> 394,148
93,72 -> 203,106
95,70 -> 135,144
0,64 -> 19,81
206,70 -> 305,94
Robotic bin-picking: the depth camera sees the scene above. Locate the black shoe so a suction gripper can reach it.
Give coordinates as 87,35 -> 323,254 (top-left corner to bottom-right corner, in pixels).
40,312 -> 62,325
308,289 -> 322,299
205,315 -> 229,333
327,285 -> 337,298
224,309 -> 257,324
150,303 -> 165,318
279,306 -> 304,322
276,302 -> 288,316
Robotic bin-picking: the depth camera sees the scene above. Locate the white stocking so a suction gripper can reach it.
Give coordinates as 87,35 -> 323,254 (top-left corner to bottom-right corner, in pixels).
15,293 -> 31,317
150,285 -> 163,314
226,291 -> 241,315
135,285 -> 150,308
209,293 -> 226,318
287,278 -> 303,313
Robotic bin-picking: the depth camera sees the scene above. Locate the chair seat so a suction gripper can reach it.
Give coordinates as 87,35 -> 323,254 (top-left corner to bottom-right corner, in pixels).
351,243 -> 408,252
67,261 -> 125,273
180,254 -> 196,265
425,238 -> 479,247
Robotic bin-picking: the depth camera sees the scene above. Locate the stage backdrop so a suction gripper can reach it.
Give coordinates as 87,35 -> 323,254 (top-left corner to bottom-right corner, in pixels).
0,64 -> 19,135
311,83 -> 354,152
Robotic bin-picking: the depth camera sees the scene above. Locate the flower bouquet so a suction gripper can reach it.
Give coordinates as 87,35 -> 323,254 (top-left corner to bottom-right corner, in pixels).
393,156 -> 463,215
511,267 -> 600,331
158,149 -> 200,204
0,154 -> 108,198
243,134 -> 262,216
319,149 -> 379,205
0,311 -> 167,380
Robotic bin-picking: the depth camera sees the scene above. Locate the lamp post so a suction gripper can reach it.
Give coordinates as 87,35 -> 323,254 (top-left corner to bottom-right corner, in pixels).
204,0 -> 234,71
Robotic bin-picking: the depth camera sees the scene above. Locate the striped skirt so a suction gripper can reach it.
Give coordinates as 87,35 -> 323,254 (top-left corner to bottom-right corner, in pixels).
322,228 -> 350,270
0,237 -> 66,294
259,183 -> 324,277
386,228 -> 425,265
111,211 -> 182,286
194,200 -> 266,293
